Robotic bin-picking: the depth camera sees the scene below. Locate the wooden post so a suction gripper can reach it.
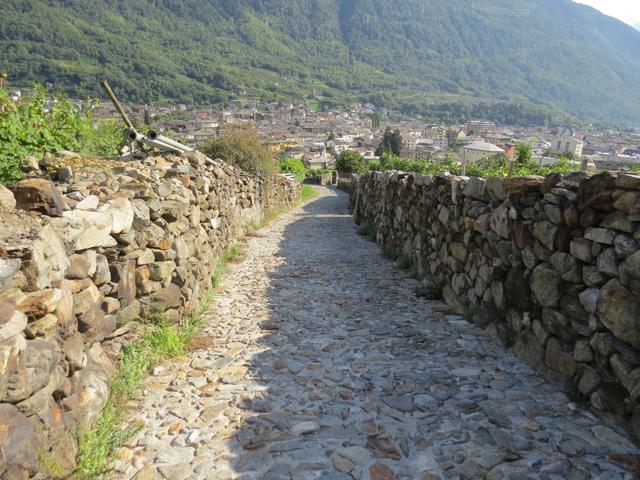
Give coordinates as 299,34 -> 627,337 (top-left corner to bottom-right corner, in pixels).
461,150 -> 467,176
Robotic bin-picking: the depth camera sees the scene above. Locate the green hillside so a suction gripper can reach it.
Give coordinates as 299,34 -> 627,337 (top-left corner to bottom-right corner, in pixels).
2,0 -> 640,124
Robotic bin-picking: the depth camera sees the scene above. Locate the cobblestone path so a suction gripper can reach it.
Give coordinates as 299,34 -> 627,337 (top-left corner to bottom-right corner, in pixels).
115,187 -> 639,480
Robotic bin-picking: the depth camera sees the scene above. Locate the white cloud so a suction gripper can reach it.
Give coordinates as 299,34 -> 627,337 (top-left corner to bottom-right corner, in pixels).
573,0 -> 640,25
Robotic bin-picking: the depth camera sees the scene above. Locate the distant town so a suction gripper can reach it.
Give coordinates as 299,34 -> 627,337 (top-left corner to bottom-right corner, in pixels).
8,85 -> 640,172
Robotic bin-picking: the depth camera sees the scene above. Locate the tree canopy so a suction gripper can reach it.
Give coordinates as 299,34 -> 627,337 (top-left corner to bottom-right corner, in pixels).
336,150 -> 365,174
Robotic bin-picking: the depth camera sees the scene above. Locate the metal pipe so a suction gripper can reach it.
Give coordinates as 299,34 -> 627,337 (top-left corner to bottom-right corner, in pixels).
101,80 -> 134,130
147,130 -> 193,152
123,129 -> 185,153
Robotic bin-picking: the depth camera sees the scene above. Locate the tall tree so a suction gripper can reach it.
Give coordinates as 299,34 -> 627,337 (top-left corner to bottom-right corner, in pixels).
376,128 -> 402,156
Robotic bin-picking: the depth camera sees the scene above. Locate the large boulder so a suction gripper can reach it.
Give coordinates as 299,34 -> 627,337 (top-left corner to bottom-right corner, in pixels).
0,184 -> 16,211
22,225 -> 69,290
101,197 -> 134,234
0,404 -> 38,477
9,178 -> 66,216
0,338 -> 61,403
530,264 -> 560,308
63,209 -> 116,251
598,279 -> 640,349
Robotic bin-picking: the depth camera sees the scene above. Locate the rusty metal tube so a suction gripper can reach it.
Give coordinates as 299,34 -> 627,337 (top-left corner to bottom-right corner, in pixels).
147,130 -> 193,152
123,129 -> 185,153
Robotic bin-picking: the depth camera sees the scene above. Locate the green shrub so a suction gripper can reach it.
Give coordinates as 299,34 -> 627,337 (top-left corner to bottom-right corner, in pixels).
202,126 -> 276,176
301,184 -> 319,202
370,150 -> 577,179
74,242 -> 246,479
279,157 -> 306,181
336,150 -> 365,174
0,85 -> 121,183
358,224 -> 377,242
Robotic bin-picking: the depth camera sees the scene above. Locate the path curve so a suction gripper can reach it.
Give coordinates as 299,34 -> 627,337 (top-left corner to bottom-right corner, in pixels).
115,187 -> 638,480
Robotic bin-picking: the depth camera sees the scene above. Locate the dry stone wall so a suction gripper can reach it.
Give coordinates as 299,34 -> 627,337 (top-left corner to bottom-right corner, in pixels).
0,151 -> 299,479
351,170 -> 640,438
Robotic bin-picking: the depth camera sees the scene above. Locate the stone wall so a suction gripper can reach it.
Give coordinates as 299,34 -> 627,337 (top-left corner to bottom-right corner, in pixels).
0,151 -> 299,478
351,170 -> 640,437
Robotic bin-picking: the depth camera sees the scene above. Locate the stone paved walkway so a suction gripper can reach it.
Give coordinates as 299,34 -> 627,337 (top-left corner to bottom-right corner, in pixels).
114,187 -> 639,480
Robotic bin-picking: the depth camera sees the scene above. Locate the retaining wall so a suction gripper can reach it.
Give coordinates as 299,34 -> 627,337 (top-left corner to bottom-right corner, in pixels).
0,151 -> 299,478
351,170 -> 640,438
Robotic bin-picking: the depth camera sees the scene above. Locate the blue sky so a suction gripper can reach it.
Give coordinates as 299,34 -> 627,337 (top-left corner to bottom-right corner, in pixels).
574,0 -> 640,26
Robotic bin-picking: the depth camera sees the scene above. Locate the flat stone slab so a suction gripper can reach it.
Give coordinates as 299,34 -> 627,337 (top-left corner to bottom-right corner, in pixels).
114,187 -> 640,480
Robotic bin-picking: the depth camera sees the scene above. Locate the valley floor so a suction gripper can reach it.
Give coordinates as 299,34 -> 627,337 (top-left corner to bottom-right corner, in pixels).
114,187 -> 638,480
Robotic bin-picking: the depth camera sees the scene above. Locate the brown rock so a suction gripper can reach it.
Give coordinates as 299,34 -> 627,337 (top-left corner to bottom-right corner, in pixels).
366,436 -> 402,460
73,282 -> 101,316
0,404 -> 37,474
370,463 -> 398,480
9,178 -> 66,216
545,337 -> 576,380
505,176 -> 544,196
24,313 -> 58,338
55,280 -> 75,334
132,465 -> 161,480
111,260 -> 136,307
17,288 -> 61,318
577,171 -> 616,210
67,251 -> 98,279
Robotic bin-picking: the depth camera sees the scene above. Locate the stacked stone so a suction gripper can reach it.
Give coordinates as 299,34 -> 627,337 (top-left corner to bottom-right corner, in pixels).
351,170 -> 640,438
0,151 -> 298,478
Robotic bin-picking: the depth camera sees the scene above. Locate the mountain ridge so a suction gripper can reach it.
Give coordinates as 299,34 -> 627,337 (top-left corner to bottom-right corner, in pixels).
2,0 -> 640,124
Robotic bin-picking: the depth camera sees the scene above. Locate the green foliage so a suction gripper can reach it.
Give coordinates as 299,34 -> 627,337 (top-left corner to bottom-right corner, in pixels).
376,128 -> 402,156
279,157 -> 306,181
369,113 -> 381,128
336,150 -> 365,173
301,184 -> 319,202
397,255 -> 413,271
0,84 -> 120,183
202,127 -> 275,175
74,315 -> 189,480
371,151 -> 577,178
3,1 -> 640,124
358,224 -> 377,242
74,241 -> 247,479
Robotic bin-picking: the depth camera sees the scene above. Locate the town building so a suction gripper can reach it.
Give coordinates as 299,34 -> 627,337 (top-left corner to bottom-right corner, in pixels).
461,142 -> 505,164
550,136 -> 584,158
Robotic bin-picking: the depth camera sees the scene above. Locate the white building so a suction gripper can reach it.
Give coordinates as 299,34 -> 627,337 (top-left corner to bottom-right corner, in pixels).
433,137 -> 449,150
462,142 -> 505,164
550,137 -> 584,158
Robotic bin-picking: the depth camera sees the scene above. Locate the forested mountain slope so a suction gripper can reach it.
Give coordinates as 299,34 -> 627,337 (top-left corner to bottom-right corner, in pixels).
2,0 -> 640,124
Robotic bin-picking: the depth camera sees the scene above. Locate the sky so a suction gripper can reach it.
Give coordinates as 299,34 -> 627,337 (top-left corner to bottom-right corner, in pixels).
573,0 -> 640,26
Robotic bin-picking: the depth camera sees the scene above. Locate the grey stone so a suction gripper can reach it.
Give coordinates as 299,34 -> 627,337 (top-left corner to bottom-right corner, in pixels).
598,279 -> 640,349
578,288 -> 599,314
0,184 -> 16,210
530,264 -> 560,308
571,238 -> 594,263
584,227 -> 616,245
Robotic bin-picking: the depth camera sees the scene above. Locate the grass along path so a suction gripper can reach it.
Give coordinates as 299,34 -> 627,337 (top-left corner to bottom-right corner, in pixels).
72,244 -> 245,480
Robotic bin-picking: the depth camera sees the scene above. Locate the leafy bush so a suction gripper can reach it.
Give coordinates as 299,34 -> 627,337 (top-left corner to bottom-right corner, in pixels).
0,85 -> 121,183
279,157 -> 306,181
202,126 -> 276,176
336,150 -> 365,173
370,149 -> 577,179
